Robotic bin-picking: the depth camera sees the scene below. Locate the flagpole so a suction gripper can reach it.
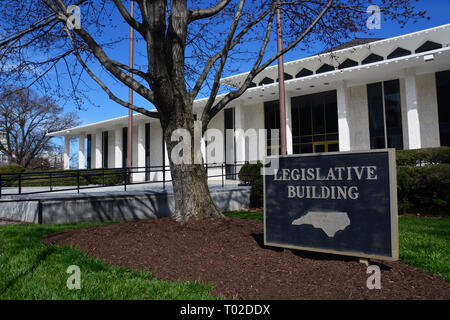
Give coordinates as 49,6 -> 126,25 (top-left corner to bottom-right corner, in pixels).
276,0 -> 287,156
128,0 -> 134,172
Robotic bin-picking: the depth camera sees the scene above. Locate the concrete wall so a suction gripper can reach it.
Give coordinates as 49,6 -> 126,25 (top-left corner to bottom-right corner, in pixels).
149,121 -> 170,181
0,188 -> 251,224
348,85 -> 371,151
417,73 -> 441,148
107,130 -> 115,168
242,102 -> 265,161
90,133 -> 97,169
400,79 -> 409,149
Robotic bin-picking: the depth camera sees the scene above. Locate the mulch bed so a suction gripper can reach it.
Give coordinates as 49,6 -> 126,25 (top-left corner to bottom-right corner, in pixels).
44,217 -> 450,300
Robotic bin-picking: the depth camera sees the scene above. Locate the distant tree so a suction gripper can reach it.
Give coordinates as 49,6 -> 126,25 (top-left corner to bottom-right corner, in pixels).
0,1 -> 427,222
0,87 -> 80,168
29,157 -> 52,171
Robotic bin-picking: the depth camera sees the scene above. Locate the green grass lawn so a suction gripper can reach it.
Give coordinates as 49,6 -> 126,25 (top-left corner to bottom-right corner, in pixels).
398,216 -> 450,281
0,222 -> 219,300
0,213 -> 448,300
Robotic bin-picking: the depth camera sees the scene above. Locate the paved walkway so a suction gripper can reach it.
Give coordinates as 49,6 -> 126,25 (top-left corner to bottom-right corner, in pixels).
0,219 -> 22,225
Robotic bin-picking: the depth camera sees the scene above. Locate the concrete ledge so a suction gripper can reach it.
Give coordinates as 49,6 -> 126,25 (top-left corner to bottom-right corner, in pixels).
0,187 -> 251,224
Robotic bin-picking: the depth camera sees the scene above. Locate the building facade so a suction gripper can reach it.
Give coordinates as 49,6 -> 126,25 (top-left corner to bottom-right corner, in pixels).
48,24 -> 450,181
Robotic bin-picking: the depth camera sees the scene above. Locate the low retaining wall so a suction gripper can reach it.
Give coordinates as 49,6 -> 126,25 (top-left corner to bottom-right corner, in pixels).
0,188 -> 251,224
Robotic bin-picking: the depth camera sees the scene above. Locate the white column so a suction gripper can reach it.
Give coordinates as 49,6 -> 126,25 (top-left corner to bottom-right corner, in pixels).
95,130 -> 102,168
78,133 -> 86,169
336,81 -> 351,152
405,69 -> 422,150
234,103 -> 246,163
136,122 -> 146,181
64,136 -> 70,170
285,92 -> 293,155
114,127 -> 122,168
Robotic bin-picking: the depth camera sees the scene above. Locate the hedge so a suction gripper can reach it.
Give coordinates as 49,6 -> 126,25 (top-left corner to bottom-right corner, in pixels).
397,164 -> 450,215
396,147 -> 450,167
238,162 -> 264,208
0,164 -> 27,174
0,166 -> 127,188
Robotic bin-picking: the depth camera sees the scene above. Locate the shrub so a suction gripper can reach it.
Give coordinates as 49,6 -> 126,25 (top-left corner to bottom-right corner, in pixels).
0,165 -> 27,187
397,164 -> 450,216
238,162 -> 263,208
396,147 -> 450,166
80,169 -> 126,186
0,164 -> 26,174
238,162 -> 263,186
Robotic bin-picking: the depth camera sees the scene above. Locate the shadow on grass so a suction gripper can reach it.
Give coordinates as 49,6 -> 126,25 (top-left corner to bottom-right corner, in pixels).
0,246 -> 56,295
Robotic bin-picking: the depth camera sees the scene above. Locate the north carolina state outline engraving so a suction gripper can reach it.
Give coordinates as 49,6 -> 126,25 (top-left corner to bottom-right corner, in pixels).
292,211 -> 351,237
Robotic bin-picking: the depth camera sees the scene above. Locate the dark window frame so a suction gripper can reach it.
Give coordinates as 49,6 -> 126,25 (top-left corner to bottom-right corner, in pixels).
436,70 -> 450,147
291,90 -> 339,155
122,127 -> 128,168
102,131 -> 109,168
367,79 -> 404,150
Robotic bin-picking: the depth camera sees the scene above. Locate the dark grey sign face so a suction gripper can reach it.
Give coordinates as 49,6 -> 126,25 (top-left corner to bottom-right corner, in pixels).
264,150 -> 398,261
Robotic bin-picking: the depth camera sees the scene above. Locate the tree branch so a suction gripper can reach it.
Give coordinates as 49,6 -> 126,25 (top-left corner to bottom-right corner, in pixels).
189,0 -> 231,22
64,26 -> 159,119
42,0 -> 155,104
206,0 -> 334,126
112,0 -> 145,37
190,7 -> 272,100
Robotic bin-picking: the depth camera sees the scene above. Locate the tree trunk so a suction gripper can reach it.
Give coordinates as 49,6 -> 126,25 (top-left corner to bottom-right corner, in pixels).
161,98 -> 224,224
169,161 -> 224,223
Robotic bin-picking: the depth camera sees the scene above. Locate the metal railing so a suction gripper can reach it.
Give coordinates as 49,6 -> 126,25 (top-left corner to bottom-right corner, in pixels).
0,162 -> 247,198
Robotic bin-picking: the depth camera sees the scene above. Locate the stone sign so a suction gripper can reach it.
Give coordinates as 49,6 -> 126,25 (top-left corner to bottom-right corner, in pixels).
264,150 -> 399,261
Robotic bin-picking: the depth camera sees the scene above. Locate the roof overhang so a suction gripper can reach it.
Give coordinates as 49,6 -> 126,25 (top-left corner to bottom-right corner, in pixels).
47,112 -> 159,137
221,23 -> 450,89
214,46 -> 450,106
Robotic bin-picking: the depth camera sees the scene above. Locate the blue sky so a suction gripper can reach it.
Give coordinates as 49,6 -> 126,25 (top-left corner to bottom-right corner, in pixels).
60,0 -> 450,128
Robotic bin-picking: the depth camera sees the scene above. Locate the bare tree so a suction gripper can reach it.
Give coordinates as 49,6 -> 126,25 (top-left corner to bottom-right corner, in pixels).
0,0 -> 426,222
0,87 -> 80,168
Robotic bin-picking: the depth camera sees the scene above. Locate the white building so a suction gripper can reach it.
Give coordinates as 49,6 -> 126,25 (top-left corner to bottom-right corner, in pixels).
48,23 -> 450,181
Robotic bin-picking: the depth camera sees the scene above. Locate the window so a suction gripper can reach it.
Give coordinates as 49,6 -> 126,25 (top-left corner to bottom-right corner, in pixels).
367,80 -> 404,150
102,131 -> 109,168
224,108 -> 235,179
362,53 -> 384,65
122,127 -> 128,168
436,70 -> 450,147
276,73 -> 293,82
316,64 -> 335,74
387,47 -> 411,60
338,59 -> 358,70
259,77 -> 274,86
145,123 -> 151,180
264,100 -> 280,156
86,134 -> 92,169
296,68 -> 313,78
291,91 -> 339,154
416,41 -> 442,54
